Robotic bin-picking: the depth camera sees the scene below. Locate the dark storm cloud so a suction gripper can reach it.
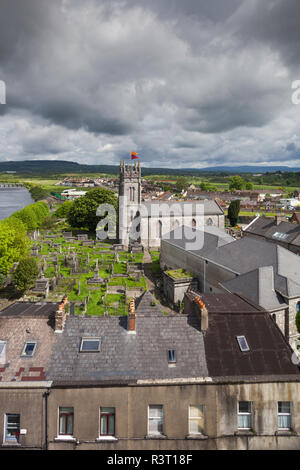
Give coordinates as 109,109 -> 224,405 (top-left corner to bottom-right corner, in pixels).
0,0 -> 299,166
232,0 -> 300,70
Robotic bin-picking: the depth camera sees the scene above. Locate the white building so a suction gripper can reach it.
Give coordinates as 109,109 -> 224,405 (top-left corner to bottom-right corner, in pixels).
118,160 -> 225,248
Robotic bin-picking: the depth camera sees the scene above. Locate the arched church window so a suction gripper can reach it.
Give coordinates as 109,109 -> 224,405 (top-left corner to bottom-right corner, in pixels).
135,211 -> 140,233
129,187 -> 135,202
297,301 -> 300,314
157,220 -> 162,238
206,217 -> 213,226
192,218 -> 196,229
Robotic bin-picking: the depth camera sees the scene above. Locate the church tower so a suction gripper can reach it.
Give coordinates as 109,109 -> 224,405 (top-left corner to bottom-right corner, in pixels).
118,160 -> 142,246
119,159 -> 142,204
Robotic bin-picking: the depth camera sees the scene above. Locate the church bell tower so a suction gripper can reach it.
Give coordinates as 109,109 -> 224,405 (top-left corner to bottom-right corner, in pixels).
118,160 -> 142,246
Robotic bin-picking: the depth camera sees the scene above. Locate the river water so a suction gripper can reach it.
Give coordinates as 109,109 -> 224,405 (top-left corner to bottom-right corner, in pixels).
0,187 -> 34,221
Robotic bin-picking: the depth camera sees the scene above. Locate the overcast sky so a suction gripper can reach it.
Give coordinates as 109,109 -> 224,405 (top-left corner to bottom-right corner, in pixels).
0,0 -> 300,168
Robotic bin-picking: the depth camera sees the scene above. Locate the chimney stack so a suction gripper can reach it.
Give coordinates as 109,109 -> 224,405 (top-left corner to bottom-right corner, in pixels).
194,297 -> 208,331
275,215 -> 285,226
128,298 -> 136,334
55,296 -> 69,333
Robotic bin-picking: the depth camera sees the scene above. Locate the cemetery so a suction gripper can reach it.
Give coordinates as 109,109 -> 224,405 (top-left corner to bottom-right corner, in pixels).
25,229 -> 147,316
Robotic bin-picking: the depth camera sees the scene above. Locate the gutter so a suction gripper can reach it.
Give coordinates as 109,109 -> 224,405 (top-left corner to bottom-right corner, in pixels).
0,381 -> 52,388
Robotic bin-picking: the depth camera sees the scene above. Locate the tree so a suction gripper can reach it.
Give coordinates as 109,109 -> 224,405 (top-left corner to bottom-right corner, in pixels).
0,272 -> 6,289
0,218 -> 30,276
13,257 -> 39,292
67,187 -> 118,233
245,181 -> 254,190
13,202 -> 50,230
229,176 -> 245,191
175,176 -> 188,193
228,200 -> 240,227
41,215 -> 58,230
28,185 -> 50,201
54,200 -> 74,218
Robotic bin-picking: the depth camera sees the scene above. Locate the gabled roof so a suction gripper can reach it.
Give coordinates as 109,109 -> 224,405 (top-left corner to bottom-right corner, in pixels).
205,236 -> 279,274
244,216 -> 300,247
141,199 -> 224,217
0,302 -> 58,382
221,266 -> 288,312
195,293 -> 300,378
46,295 -> 208,385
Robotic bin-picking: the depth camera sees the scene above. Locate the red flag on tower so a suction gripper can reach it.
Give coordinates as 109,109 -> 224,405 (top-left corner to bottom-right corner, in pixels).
131,151 -> 139,160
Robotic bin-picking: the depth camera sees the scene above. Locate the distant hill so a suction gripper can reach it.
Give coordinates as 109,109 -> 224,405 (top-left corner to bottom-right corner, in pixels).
198,165 -> 300,173
0,160 -> 298,176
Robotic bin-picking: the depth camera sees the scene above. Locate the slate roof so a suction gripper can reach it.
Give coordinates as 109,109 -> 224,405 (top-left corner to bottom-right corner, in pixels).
204,310 -> 299,378
162,225 -> 234,257
208,238 -> 300,300
141,199 -> 224,217
191,292 -> 263,314
221,267 -> 288,312
162,227 -> 300,307
245,216 -> 300,247
46,291 -> 208,385
205,236 -> 280,274
0,302 -> 58,382
195,293 -> 300,378
0,301 -> 58,317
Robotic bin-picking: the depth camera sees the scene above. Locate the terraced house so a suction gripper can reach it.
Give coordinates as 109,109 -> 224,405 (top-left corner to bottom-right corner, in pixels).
0,291 -> 300,450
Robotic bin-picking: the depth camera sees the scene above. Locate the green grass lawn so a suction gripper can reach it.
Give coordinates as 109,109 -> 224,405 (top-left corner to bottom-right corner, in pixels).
167,268 -> 192,279
34,234 -> 146,314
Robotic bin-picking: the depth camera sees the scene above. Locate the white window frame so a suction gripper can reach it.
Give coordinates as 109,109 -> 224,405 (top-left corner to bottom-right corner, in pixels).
278,402 -> 292,430
148,405 -> 164,436
188,405 -> 205,435
57,406 -> 75,439
236,336 -> 250,352
168,349 -> 176,364
4,413 -> 20,444
237,401 -> 252,430
99,407 -> 116,439
80,337 -> 101,352
21,341 -> 37,357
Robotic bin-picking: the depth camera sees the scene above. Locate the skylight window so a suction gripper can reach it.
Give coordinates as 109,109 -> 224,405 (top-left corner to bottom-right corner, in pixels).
80,338 -> 101,352
0,341 -> 7,357
272,232 -> 288,240
21,341 -> 37,357
236,336 -> 250,352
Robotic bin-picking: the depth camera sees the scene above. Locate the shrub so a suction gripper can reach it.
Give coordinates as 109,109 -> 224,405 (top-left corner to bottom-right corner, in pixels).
13,257 -> 39,292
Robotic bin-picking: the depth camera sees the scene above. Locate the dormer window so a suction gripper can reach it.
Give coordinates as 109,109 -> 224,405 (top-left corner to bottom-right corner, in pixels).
21,341 -> 37,357
168,349 -> 176,364
236,336 -> 250,352
80,338 -> 101,352
0,341 -> 7,358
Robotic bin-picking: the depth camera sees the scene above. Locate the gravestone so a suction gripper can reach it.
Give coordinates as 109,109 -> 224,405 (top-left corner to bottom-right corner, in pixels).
77,234 -> 88,241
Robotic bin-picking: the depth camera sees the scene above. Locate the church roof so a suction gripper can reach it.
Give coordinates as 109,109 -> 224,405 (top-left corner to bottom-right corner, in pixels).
140,199 -> 224,217
162,225 -> 235,256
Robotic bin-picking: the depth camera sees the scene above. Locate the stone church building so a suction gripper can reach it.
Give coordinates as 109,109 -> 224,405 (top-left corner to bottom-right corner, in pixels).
118,160 -> 225,248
